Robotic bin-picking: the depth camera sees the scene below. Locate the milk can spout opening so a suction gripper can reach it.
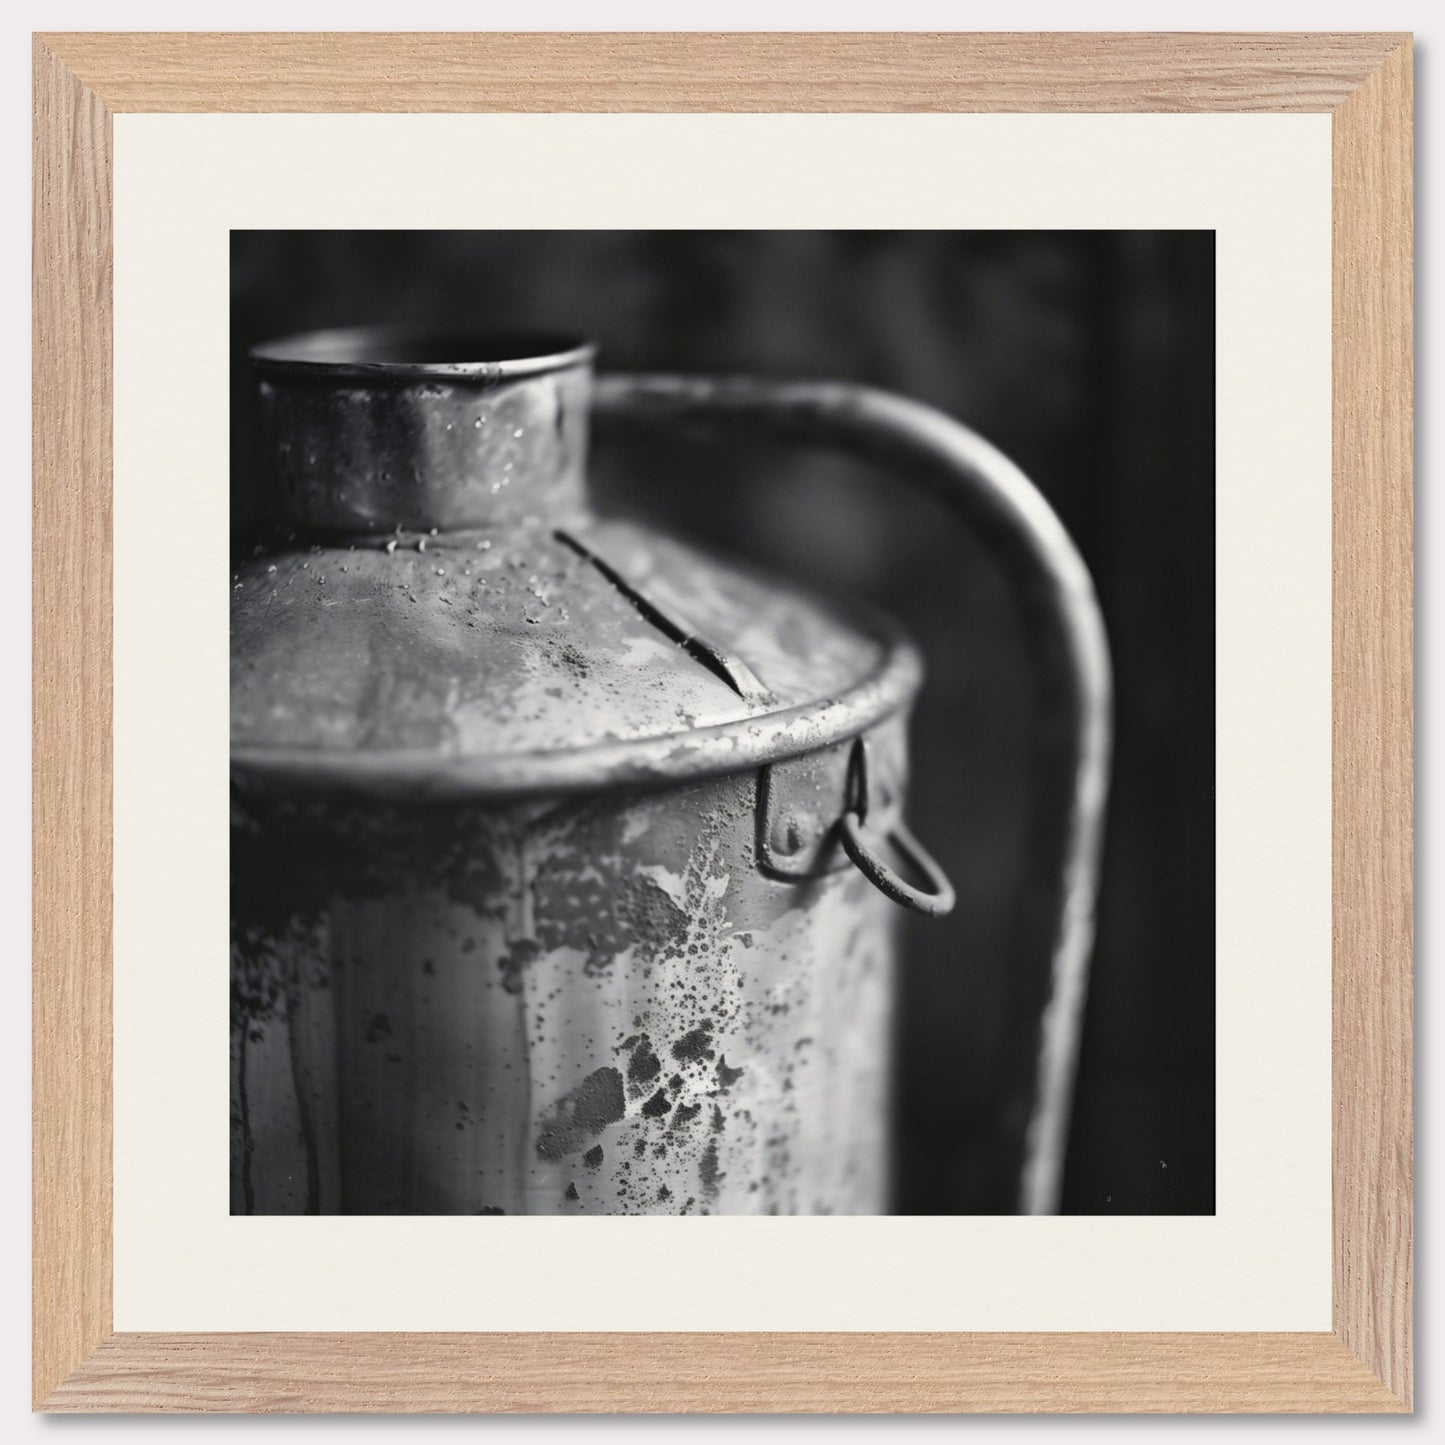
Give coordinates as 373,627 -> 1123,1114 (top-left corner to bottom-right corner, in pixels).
250,325 -> 597,535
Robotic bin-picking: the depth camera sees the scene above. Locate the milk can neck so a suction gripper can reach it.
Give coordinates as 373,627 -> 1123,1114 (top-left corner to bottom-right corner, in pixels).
251,327 -> 596,535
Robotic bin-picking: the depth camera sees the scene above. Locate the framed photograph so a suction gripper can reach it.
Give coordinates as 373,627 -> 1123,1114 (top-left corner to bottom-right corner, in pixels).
32,32 -> 1412,1412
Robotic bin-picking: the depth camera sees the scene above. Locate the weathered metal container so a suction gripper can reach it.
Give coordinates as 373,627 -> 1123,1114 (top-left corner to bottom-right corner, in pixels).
231,327 -> 1110,1217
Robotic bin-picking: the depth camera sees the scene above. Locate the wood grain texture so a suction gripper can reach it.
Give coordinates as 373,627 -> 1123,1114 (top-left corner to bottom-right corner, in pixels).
1331,38 -> 1414,1409
31,37 -> 113,1410
43,1332 -> 1403,1414
30,30 -> 1412,1413
39,31 -> 1407,114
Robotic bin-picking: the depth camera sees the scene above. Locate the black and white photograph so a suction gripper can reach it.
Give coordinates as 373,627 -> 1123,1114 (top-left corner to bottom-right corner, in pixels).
229,229 -> 1214,1219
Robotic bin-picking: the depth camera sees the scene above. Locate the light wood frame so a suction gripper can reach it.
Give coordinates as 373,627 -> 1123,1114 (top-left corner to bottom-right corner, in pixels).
32,32 -> 1413,1413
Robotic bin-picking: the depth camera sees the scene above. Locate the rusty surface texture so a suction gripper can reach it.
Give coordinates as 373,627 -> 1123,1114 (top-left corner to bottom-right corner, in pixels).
232,721 -> 908,1215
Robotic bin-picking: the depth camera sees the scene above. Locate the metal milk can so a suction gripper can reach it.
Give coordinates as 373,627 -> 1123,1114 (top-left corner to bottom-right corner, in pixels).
231,328 -> 1110,1217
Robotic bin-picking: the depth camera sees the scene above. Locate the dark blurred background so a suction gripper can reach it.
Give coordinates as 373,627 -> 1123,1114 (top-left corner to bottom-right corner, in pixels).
232,231 -> 1215,1215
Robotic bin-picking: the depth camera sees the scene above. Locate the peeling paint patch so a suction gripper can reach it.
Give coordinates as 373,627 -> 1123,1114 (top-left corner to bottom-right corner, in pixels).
671,1020 -> 716,1063
624,1033 -> 661,1089
535,1066 -> 625,1160
716,1056 -> 745,1090
498,938 -> 544,995
700,1140 -> 724,1201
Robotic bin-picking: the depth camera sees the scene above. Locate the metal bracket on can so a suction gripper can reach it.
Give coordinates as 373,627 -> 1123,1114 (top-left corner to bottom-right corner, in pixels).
756,737 -> 955,917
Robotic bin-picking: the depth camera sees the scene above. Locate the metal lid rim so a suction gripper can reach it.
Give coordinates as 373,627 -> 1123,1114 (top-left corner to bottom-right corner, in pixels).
230,635 -> 923,805
249,324 -> 597,384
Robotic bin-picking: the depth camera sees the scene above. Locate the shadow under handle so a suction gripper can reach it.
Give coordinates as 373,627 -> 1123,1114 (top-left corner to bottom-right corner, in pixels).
593,372 -> 1113,1217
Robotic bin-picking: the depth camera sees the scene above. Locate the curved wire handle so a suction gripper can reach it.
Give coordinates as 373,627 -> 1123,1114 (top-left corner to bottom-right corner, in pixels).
593,373 -> 1112,1216
839,736 -> 957,919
